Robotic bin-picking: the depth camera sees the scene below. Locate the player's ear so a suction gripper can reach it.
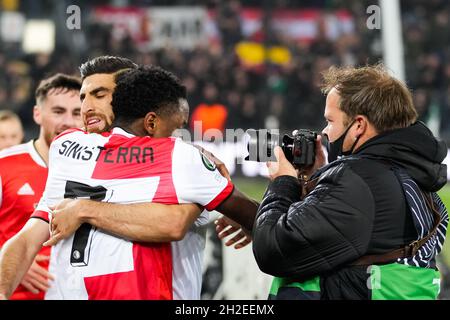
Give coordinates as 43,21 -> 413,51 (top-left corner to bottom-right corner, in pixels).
144,112 -> 158,136
33,105 -> 42,125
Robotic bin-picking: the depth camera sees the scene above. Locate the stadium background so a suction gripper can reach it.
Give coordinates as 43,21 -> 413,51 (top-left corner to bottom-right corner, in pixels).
0,0 -> 449,299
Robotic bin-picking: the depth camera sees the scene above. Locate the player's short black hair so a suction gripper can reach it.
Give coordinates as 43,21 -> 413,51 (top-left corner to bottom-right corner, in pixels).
112,65 -> 187,123
79,55 -> 138,80
35,73 -> 81,102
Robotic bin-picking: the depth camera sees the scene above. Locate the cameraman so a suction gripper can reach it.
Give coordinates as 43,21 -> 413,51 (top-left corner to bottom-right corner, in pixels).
252,64 -> 448,300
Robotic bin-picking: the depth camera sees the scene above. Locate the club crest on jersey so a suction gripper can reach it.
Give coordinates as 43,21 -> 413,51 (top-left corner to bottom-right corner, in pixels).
200,152 -> 216,171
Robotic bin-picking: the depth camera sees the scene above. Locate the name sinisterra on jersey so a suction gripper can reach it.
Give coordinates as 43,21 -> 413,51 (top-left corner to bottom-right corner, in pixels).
58,139 -> 154,164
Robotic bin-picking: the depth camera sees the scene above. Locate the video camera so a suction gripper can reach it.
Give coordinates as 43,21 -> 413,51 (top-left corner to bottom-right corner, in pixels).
245,129 -> 317,167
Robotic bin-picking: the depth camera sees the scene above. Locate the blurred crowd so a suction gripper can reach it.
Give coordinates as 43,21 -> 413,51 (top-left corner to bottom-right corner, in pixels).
0,0 -> 449,144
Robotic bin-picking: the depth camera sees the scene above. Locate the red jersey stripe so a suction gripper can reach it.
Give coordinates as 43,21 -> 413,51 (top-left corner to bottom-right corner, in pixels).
30,210 -> 50,223
83,242 -> 172,300
205,180 -> 234,211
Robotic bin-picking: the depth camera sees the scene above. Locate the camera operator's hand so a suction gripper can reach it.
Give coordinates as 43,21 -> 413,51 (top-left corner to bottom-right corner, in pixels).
267,146 -> 297,180
298,134 -> 327,179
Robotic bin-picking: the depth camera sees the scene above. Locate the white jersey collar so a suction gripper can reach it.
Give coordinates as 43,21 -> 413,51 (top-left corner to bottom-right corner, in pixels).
111,127 -> 136,138
27,140 -> 47,168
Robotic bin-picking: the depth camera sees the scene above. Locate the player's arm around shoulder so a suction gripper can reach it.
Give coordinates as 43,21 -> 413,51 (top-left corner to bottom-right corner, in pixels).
0,218 -> 50,299
46,199 -> 202,245
215,187 -> 259,233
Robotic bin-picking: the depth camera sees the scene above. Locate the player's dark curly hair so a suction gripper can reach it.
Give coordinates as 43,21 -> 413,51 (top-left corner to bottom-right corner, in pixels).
112,65 -> 187,124
79,56 -> 138,80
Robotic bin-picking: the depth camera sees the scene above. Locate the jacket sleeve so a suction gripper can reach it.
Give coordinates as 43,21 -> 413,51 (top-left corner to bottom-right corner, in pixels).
252,163 -> 375,279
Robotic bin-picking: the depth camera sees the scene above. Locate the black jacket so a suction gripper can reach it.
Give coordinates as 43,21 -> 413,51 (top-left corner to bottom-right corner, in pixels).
253,122 -> 447,291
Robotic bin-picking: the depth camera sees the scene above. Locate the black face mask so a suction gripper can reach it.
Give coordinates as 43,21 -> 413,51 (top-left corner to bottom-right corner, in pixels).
325,120 -> 360,163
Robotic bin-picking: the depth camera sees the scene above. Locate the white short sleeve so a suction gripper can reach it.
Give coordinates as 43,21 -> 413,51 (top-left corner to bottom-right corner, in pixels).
31,137 -> 66,223
172,139 -> 234,211
32,192 -> 51,223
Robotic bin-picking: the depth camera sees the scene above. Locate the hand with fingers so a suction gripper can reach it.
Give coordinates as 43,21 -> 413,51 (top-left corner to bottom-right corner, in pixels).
296,134 -> 327,179
215,216 -> 252,249
44,198 -> 84,247
266,146 -> 297,181
203,150 -> 231,182
191,144 -> 231,181
267,135 -> 326,181
20,254 -> 54,294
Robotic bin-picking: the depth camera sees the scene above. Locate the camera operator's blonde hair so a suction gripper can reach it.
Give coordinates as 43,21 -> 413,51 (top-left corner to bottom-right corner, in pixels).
321,64 -> 418,132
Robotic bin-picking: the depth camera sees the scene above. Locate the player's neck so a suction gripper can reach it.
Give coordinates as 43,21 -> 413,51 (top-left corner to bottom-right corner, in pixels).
33,137 -> 49,165
114,119 -> 149,137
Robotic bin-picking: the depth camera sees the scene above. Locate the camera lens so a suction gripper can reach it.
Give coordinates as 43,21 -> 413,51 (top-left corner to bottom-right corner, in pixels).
245,129 -> 279,162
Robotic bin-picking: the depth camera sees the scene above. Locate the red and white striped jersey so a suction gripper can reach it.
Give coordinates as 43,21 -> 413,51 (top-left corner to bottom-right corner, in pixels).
0,141 -> 51,300
33,127 -> 233,300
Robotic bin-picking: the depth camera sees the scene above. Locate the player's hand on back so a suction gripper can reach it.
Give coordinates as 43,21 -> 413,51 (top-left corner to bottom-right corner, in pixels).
43,199 -> 86,247
20,254 -> 54,294
215,216 -> 252,249
191,144 -> 231,181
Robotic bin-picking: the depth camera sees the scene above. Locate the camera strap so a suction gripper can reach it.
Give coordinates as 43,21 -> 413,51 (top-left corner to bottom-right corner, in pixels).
348,156 -> 443,266
299,176 -> 319,199
350,191 -> 441,266
305,154 -> 444,267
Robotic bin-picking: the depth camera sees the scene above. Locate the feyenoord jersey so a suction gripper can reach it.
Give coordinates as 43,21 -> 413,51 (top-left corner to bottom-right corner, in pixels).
0,141 -> 51,300
32,127 -> 233,300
